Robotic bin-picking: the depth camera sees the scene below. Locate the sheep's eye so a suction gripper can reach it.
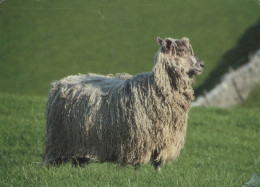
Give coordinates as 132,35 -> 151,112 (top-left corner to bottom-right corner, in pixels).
181,49 -> 188,54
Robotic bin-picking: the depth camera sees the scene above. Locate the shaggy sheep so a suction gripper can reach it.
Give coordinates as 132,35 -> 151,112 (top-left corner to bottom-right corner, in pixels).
43,37 -> 204,170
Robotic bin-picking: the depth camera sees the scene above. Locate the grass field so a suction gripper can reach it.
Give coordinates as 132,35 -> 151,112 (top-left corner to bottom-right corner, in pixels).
240,83 -> 260,108
0,93 -> 259,186
1,0 -> 260,95
1,0 -> 260,186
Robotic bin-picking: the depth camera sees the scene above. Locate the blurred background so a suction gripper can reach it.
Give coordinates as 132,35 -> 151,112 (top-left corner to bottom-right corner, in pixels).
0,0 -> 260,106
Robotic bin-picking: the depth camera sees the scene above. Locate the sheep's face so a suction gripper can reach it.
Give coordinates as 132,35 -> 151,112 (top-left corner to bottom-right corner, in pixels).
156,37 -> 204,77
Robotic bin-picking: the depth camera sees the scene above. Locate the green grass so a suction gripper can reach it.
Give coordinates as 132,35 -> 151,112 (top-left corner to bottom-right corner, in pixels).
0,93 -> 259,186
241,84 -> 260,108
1,0 -> 260,95
1,0 -> 260,186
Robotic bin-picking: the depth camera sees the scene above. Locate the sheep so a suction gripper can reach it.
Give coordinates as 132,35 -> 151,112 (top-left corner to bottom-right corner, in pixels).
43,37 -> 204,171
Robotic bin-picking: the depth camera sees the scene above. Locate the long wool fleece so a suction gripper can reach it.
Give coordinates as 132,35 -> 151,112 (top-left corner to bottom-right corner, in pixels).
44,50 -> 195,166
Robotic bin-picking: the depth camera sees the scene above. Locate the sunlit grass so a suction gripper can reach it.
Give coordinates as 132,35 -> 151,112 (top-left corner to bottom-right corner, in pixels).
0,94 -> 259,186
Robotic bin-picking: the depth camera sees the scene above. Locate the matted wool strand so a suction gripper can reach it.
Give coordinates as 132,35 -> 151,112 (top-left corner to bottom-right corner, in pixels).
44,38 -> 198,168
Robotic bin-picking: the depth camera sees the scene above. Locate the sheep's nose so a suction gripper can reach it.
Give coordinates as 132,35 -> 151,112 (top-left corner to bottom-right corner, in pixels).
200,62 -> 205,68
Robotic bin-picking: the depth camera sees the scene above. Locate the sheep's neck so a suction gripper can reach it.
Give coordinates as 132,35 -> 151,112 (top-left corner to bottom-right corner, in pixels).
153,60 -> 195,103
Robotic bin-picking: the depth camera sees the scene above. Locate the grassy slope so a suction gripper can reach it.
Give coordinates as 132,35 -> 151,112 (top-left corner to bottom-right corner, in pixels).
1,0 -> 260,185
195,19 -> 260,96
241,83 -> 260,108
0,94 -> 259,186
1,0 -> 260,96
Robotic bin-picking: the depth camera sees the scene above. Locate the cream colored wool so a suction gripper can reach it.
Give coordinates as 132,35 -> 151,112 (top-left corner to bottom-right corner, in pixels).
44,37 -> 203,167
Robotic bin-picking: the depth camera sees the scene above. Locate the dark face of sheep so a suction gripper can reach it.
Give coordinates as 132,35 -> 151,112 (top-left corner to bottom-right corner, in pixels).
156,37 -> 204,77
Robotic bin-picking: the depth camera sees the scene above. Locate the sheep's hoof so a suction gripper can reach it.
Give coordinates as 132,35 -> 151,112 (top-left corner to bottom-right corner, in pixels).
72,157 -> 90,167
156,166 -> 161,173
134,163 -> 140,170
154,163 -> 161,172
152,160 -> 162,172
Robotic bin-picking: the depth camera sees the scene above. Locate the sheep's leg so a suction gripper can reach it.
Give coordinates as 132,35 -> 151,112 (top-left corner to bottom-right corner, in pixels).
72,157 -> 90,167
152,160 -> 162,171
151,150 -> 162,171
134,163 -> 140,170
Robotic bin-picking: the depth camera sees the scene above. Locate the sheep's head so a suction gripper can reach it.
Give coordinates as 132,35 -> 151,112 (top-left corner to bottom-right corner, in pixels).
156,37 -> 204,77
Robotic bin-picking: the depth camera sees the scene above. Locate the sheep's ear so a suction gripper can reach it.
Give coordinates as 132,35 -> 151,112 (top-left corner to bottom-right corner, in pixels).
157,37 -> 164,47
165,38 -> 173,51
182,37 -> 190,46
